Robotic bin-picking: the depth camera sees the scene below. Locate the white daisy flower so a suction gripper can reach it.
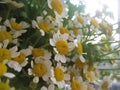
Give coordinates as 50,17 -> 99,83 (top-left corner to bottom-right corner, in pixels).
0,40 -> 19,64
31,47 -> 51,60
4,18 -> 29,38
50,63 -> 70,89
74,40 -> 86,62
28,58 -> 52,83
47,0 -> 68,19
32,16 -> 51,36
7,46 -> 32,72
50,32 -> 73,63
99,76 -> 112,90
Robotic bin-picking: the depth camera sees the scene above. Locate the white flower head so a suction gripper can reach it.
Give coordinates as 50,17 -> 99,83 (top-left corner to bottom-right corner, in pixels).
50,32 -> 72,63
50,63 -> 70,89
4,18 -> 29,38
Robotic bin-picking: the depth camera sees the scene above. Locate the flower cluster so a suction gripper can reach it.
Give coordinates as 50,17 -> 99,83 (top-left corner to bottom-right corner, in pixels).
0,0 -> 119,90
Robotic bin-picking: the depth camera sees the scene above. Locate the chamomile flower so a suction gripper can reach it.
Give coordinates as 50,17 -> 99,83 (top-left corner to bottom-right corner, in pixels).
51,63 -> 70,89
50,32 -> 72,63
48,0 -> 68,18
4,18 -> 29,38
28,58 -> 52,83
0,40 -> 19,63
31,47 -> 51,60
7,47 -> 31,72
99,76 -> 112,90
40,84 -> 55,90
74,40 -> 86,62
32,16 -> 51,36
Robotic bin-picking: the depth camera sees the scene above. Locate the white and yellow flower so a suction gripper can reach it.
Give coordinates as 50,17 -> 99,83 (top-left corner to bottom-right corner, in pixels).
4,18 -> 29,38
50,32 -> 72,63
99,76 -> 112,90
28,58 -> 52,83
31,47 -> 51,60
32,16 -> 51,36
7,46 -> 32,72
74,40 -> 86,62
50,63 -> 70,89
47,0 -> 68,19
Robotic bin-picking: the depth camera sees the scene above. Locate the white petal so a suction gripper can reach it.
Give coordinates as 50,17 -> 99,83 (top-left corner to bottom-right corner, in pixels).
48,84 -> 55,90
79,55 -> 85,62
33,76 -> 39,83
64,74 -> 70,81
4,73 -> 15,78
28,68 -> 33,75
61,34 -> 69,40
3,39 -> 9,48
41,86 -> 47,90
49,39 -> 55,46
40,29 -> 45,36
32,20 -> 37,28
7,61 -> 22,72
20,21 -> 29,28
21,60 -> 28,67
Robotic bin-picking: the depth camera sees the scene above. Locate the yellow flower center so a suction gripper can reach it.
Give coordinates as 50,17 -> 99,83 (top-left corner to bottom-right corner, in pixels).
87,65 -> 94,71
102,81 -> 109,89
32,48 -> 44,57
0,63 -> 7,77
56,40 -> 69,55
73,29 -> 79,36
75,58 -> 84,69
84,72 -> 93,81
54,67 -> 64,81
0,82 -> 10,90
13,53 -> 26,64
60,27 -> 69,34
0,48 -> 11,62
77,16 -> 84,25
10,21 -> 22,31
0,31 -> 12,42
71,80 -> 82,90
38,22 -> 50,32
51,0 -> 63,14
77,43 -> 83,55
32,63 -> 46,77
91,18 -> 98,28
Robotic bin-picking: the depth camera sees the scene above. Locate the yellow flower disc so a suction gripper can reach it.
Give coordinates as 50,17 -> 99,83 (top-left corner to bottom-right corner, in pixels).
0,31 -> 12,42
51,0 -> 63,14
75,58 -> 84,69
84,72 -> 93,81
91,18 -> 98,28
77,43 -> 83,55
0,48 -> 11,62
13,53 -> 26,64
54,67 -> 64,81
32,48 -> 44,57
73,29 -> 79,36
60,27 -> 69,34
77,16 -> 84,25
33,63 -> 46,77
102,81 -> 109,89
0,82 -> 10,90
71,80 -> 82,90
0,63 -> 7,76
87,65 -> 94,71
10,21 -> 22,31
56,40 -> 69,55
38,22 -> 50,32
